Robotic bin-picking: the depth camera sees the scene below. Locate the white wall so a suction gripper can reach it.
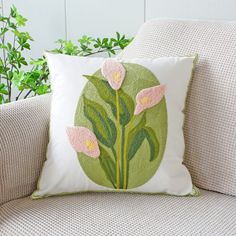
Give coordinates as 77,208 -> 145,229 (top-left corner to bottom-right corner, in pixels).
3,0 -> 66,60
66,0 -> 144,41
146,0 -> 236,21
3,0 -> 236,59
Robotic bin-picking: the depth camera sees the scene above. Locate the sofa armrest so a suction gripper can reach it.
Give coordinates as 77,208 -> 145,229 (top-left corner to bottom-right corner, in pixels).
0,94 -> 51,205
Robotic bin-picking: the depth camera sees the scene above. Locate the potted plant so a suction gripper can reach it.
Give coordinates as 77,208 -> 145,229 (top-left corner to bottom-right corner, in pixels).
0,5 -> 132,104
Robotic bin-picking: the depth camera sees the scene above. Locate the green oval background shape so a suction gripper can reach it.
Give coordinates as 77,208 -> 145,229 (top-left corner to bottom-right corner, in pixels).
74,63 -> 168,189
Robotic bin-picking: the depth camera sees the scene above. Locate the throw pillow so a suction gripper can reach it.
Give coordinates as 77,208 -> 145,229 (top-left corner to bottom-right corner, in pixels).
32,53 -> 199,198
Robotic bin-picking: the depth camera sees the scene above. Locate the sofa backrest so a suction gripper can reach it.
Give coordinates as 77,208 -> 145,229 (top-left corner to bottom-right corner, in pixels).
120,19 -> 236,196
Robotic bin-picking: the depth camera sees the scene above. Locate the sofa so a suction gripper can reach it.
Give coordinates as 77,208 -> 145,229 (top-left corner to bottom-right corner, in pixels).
1,19 -> 236,235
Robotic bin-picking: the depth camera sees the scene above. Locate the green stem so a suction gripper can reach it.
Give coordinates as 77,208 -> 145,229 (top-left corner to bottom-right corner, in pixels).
111,145 -> 118,189
115,90 -> 120,189
122,113 -> 146,189
120,125 -> 125,189
123,127 -> 128,189
111,146 -> 116,159
83,47 -> 120,57
8,34 -> 16,101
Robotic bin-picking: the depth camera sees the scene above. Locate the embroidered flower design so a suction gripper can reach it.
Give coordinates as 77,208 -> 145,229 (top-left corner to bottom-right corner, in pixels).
101,59 -> 126,90
134,84 -> 166,115
66,126 -> 100,158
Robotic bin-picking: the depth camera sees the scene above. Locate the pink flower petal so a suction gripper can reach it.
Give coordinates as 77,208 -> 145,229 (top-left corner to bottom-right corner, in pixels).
134,84 -> 166,115
66,126 -> 100,158
101,59 -> 126,90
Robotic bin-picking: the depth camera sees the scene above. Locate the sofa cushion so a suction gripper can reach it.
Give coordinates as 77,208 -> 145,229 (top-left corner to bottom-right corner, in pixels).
119,19 -> 236,196
0,190 -> 235,235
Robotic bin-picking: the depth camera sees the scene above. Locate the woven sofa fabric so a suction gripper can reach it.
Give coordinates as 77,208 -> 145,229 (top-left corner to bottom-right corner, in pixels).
0,94 -> 51,205
1,190 -> 236,236
119,19 -> 236,196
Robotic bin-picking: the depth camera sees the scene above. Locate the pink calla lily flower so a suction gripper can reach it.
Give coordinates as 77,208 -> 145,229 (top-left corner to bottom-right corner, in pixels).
66,126 -> 100,158
101,59 -> 126,90
134,84 -> 166,115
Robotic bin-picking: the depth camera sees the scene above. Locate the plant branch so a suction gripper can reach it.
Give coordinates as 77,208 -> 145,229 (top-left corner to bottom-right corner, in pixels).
83,47 -> 121,57
23,89 -> 32,99
8,34 -> 17,101
15,89 -> 23,100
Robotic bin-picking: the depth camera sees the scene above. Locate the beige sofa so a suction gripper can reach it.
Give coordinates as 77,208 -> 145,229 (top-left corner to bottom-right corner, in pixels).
1,20 -> 236,235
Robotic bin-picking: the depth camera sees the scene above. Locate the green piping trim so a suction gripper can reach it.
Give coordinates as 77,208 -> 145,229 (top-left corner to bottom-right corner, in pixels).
182,53 -> 199,117
181,54 -> 200,197
181,54 -> 198,162
31,185 -> 200,200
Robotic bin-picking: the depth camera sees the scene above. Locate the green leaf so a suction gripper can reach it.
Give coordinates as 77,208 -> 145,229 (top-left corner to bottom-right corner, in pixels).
127,116 -> 159,162
63,40 -> 79,55
83,75 -> 134,126
7,43 -> 12,50
15,14 -> 27,27
83,96 -> 116,148
128,129 -> 146,161
19,57 -> 28,65
0,83 -> 8,95
116,32 -> 120,40
10,5 -> 17,17
102,38 -> 108,45
99,146 -> 116,188
143,127 -> 159,161
35,84 -> 50,95
0,28 -> 8,36
118,89 -> 134,125
30,57 -> 46,66
22,42 -> 30,50
83,74 -> 115,101
78,35 -> 93,45
12,71 -> 24,87
127,114 -> 146,161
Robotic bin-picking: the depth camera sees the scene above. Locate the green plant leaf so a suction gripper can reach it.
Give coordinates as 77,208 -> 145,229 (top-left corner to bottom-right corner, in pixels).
143,127 -> 159,161
118,89 -> 134,125
127,114 -> 146,161
128,125 -> 159,162
0,28 -> 8,36
0,95 -> 3,104
10,5 -> 17,17
83,96 -> 116,148
0,83 -> 8,95
128,129 -> 146,161
63,40 -> 79,55
35,84 -> 50,95
99,146 -> 116,188
15,14 -> 27,27
116,32 -> 120,40
12,71 -> 24,87
83,75 -> 134,125
127,112 -> 160,162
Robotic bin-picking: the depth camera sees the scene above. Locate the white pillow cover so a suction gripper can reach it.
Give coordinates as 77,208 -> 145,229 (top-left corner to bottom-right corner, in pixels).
32,53 -> 198,199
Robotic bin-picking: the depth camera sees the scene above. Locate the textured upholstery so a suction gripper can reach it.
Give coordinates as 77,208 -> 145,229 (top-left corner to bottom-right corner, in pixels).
0,190 -> 236,235
0,94 -> 51,205
120,19 -> 236,196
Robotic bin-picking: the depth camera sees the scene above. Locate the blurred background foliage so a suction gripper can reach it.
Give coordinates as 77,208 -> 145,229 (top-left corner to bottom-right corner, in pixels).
0,5 -> 132,104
